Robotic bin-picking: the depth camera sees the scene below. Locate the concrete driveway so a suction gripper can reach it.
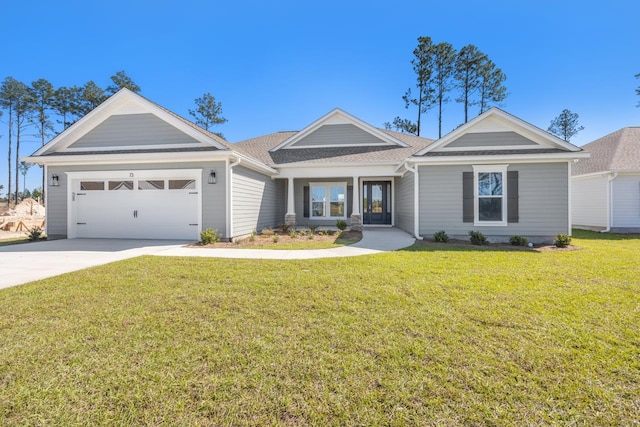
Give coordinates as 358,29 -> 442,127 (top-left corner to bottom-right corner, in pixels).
0,239 -> 188,290
0,228 -> 416,290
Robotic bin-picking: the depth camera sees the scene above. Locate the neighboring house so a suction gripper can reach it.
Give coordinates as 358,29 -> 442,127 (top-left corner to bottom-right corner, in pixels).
572,127 -> 640,233
24,89 -> 588,243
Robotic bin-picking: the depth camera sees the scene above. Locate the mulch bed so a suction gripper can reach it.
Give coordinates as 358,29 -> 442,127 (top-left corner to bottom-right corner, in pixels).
415,238 -> 581,252
192,230 -> 362,248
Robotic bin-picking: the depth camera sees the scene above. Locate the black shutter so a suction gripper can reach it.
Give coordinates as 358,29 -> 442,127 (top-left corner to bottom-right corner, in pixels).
347,185 -> 353,217
507,171 -> 519,223
303,186 -> 309,218
463,172 -> 474,223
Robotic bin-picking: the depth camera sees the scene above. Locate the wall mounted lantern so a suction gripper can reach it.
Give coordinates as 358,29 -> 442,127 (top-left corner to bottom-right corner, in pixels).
208,170 -> 217,184
50,174 -> 60,187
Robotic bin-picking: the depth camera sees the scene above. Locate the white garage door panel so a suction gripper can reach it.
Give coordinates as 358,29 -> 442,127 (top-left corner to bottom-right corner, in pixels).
71,172 -> 201,240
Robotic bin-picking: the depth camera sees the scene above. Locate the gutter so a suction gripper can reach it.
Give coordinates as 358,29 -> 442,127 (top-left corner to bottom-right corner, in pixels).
403,162 -> 423,240
601,172 -> 618,233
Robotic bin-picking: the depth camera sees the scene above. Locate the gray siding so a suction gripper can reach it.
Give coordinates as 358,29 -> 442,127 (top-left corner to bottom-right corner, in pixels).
231,165 -> 279,237
275,179 -> 287,224
446,131 -> 538,148
47,161 -> 227,238
68,114 -> 203,148
418,162 -> 569,243
291,124 -> 387,148
395,172 -> 414,234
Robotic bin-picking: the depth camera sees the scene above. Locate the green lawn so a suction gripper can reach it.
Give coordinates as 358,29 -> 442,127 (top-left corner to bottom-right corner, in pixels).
1,230 -> 639,425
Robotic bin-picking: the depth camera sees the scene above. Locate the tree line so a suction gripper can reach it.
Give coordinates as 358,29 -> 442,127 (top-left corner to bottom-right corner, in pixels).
0,71 -> 227,205
387,36 -> 508,138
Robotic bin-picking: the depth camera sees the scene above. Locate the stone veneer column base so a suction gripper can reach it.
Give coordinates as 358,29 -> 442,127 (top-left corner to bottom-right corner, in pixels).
284,214 -> 297,227
350,213 -> 362,231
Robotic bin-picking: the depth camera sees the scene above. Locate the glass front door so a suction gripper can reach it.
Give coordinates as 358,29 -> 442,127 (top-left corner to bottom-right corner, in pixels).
363,181 -> 391,225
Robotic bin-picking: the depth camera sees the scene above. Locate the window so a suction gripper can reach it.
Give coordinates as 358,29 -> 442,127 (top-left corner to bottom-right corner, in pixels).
309,182 -> 346,219
473,165 -> 508,226
80,181 -> 104,191
169,179 -> 196,190
108,181 -> 133,190
138,180 -> 165,190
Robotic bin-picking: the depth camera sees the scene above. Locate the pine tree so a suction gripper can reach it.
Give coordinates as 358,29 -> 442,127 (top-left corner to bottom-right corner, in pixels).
547,109 -> 584,142
189,93 -> 228,138
454,45 -> 487,123
106,70 -> 141,94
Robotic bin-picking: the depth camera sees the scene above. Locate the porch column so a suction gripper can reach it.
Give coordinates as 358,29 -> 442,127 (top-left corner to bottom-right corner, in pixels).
350,176 -> 362,231
285,177 -> 296,226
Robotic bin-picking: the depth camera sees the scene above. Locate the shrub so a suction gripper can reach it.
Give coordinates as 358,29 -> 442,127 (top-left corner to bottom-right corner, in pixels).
554,234 -> 572,248
509,235 -> 528,246
326,230 -> 337,236
272,235 -> 279,243
261,228 -> 275,236
469,230 -> 489,246
27,226 -> 45,241
200,228 -> 220,245
289,229 -> 298,239
277,223 -> 291,233
336,220 -> 348,231
249,230 -> 256,242
433,230 -> 449,243
308,224 -> 319,233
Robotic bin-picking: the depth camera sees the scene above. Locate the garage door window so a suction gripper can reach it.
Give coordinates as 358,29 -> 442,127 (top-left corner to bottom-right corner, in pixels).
169,179 -> 196,190
80,181 -> 105,191
138,180 -> 165,190
109,181 -> 133,190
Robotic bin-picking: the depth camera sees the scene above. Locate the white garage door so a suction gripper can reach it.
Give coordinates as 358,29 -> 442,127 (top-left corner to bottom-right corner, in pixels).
69,170 -> 201,240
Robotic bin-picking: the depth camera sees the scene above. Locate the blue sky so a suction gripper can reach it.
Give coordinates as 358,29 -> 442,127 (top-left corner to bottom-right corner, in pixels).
1,0 -> 639,191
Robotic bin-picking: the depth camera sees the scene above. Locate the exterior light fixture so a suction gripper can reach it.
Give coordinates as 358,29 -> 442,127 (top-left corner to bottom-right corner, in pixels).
208,170 -> 217,184
50,174 -> 60,187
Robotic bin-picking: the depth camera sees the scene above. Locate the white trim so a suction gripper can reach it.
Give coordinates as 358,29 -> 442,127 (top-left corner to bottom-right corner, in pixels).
65,168 -> 202,239
408,151 -> 590,165
270,108 -> 408,151
44,164 -> 49,237
309,181 -> 348,220
568,161 -> 572,235
23,151 -> 277,176
472,164 -> 509,227
572,169 -> 640,179
415,108 -> 583,155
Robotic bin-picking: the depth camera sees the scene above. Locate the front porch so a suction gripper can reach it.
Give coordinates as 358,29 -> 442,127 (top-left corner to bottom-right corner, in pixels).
281,176 -> 394,231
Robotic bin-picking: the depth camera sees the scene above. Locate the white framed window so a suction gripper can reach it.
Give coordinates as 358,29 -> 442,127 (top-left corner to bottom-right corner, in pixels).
473,165 -> 508,226
310,182 -> 346,219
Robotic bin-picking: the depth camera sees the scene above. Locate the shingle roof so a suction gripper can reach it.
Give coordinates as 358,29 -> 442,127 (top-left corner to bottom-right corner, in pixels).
233,129 -> 434,165
572,127 -> 640,175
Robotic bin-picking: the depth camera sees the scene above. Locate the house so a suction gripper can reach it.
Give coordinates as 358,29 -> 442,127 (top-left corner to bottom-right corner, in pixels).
572,127 -> 640,233
24,89 -> 588,243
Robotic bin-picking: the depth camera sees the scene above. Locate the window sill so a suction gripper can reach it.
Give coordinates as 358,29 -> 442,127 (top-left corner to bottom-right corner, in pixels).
473,221 -> 508,227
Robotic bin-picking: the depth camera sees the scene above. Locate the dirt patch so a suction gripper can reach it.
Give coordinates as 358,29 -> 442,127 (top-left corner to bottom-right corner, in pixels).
415,238 -> 581,252
192,230 -> 362,248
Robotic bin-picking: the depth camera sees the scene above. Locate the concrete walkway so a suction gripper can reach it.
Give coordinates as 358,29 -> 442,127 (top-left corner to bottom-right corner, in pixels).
0,228 -> 415,289
155,227 -> 416,259
0,239 -> 188,289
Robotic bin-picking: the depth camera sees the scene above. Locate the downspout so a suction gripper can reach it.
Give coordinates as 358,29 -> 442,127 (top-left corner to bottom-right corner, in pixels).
403,162 -> 423,240
601,172 -> 618,233
226,156 -> 241,240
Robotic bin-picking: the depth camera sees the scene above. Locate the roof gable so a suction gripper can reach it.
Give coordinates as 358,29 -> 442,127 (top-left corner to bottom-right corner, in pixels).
34,88 -> 229,156
270,108 -> 408,151
415,108 -> 582,156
